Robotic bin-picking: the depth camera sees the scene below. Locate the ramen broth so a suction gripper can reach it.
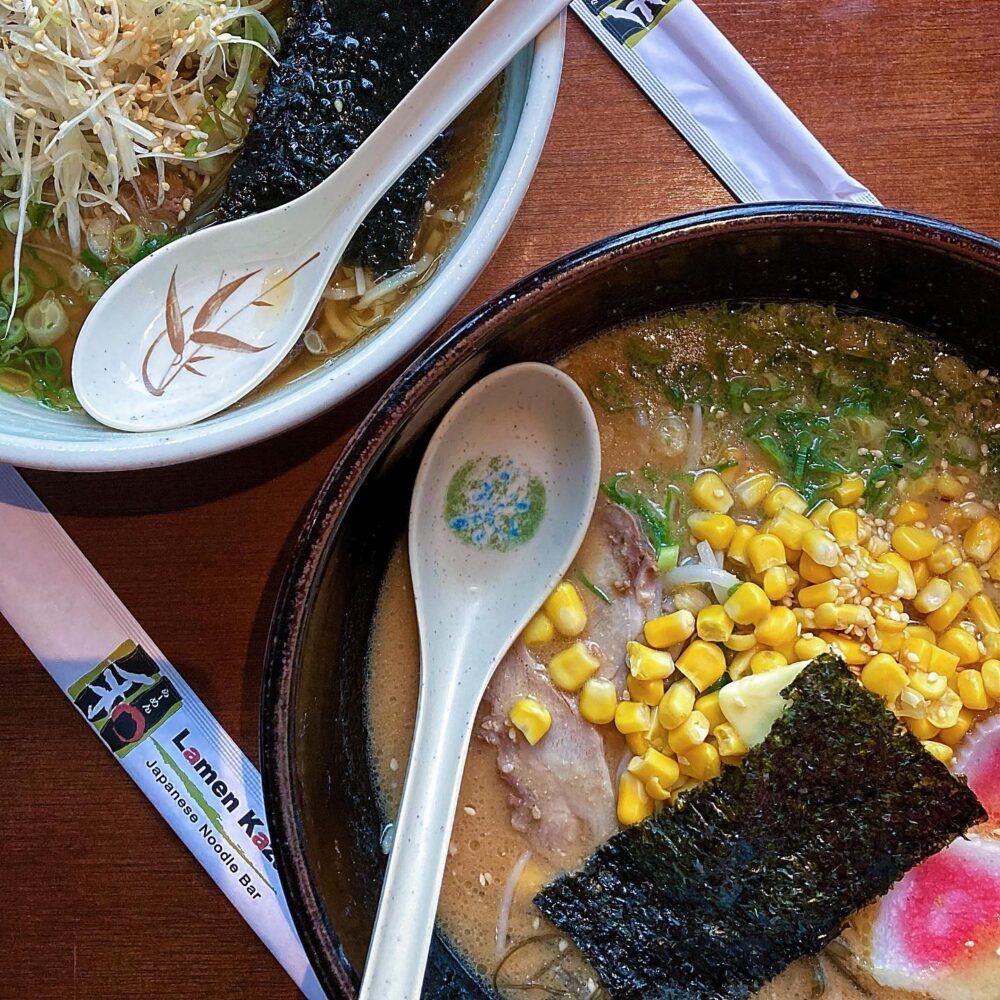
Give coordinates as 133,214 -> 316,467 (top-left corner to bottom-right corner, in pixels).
0,82 -> 498,408
369,304 -> 1000,999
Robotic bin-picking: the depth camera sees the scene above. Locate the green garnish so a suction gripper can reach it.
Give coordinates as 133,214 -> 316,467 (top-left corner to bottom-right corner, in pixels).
577,571 -> 612,605
603,473 -> 677,568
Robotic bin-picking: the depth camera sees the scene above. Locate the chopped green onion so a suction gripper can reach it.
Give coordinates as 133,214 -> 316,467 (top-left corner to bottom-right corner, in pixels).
603,473 -> 677,556
82,278 -> 106,303
79,248 -> 108,278
1,203 -> 25,235
656,544 -> 680,572
24,293 -> 68,347
112,223 -> 145,259
578,572 -> 612,605
1,269 -> 34,308
0,367 -> 31,393
1,317 -> 25,347
590,371 -> 631,412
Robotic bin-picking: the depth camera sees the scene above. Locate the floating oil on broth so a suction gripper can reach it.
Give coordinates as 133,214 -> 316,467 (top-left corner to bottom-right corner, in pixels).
368,304 -> 1000,1000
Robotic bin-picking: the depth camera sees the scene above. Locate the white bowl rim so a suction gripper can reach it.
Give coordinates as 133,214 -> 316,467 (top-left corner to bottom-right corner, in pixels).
0,17 -> 566,472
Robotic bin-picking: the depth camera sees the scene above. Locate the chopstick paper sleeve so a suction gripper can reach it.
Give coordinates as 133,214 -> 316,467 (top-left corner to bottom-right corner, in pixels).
572,0 -> 880,205
0,465 -> 326,1000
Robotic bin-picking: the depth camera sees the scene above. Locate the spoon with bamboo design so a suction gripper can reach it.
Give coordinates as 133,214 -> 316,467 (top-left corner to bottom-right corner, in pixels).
71,0 -> 571,432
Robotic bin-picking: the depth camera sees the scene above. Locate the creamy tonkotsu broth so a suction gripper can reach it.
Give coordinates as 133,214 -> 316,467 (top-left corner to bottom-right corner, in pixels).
369,304 -> 1000,1000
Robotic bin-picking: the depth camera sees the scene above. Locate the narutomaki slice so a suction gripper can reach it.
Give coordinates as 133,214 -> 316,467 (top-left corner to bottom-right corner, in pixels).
871,835 -> 1000,1000
956,714 -> 1000,825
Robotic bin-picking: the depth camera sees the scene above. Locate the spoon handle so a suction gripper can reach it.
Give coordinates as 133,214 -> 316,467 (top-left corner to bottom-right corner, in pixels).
311,0 -> 570,231
359,675 -> 482,1000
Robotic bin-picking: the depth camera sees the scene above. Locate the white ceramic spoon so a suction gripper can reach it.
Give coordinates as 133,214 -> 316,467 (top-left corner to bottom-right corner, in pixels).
71,0 -> 570,432
360,362 -> 600,1000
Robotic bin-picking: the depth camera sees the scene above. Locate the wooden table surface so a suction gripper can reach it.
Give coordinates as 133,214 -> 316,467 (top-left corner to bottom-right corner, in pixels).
4,4 -> 999,996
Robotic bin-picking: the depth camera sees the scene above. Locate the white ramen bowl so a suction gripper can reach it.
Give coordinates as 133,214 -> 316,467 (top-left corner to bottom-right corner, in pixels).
0,17 -> 565,472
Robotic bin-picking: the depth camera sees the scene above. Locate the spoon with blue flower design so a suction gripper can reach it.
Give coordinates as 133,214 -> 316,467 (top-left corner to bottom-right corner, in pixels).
359,362 -> 600,1000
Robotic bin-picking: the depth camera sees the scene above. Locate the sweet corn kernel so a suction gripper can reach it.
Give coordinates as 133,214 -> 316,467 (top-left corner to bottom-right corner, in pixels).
763,565 -> 791,601
819,632 -> 868,665
795,636 -> 830,660
814,602 -> 839,629
798,580 -> 840,608
839,605 -> 876,629
904,624 -> 937,645
969,592 -> 1000,633
750,650 -> 788,674
644,609 -> 696,649
829,508 -> 859,547
809,500 -> 837,528
769,508 -> 813,550
910,670 -> 948,700
926,592 -> 970,633
882,553 -> 917,599
926,688 -> 964,730
747,533 -> 786,573
830,474 -> 865,506
626,641 -> 675,681
763,484 -> 808,517
865,558 -> 900,596
957,669 -> 990,710
983,659 -> 1000,701
928,543 -> 963,576
676,640 -> 727,691
922,740 -> 955,764
713,722 -> 748,757
628,747 -> 681,792
724,630 -> 757,652
964,516 -> 1000,564
802,528 -> 841,568
523,611 -> 555,646
907,716 -> 941,741
615,700 -> 652,735
658,679 -> 697,729
988,552 -> 1000,583
667,710 -> 710,756
544,582 -> 588,637
949,561 -> 984,597
912,560 -> 932,589
796,552 -> 832,584
985,632 -> 1000,659
724,582 -> 771,625
733,472 -> 776,509
627,673 -> 665,707
727,524 -> 757,565
677,741 -> 721,782
688,512 -> 736,549
906,474 -> 936,500
937,708 -> 976,746
694,690 -> 726,729
892,525 -> 938,561
509,698 -> 552,745
727,648 -> 756,680
697,605 -> 734,643
938,627 -> 981,667
894,500 -> 929,526
692,472 -> 734,513
547,642 -> 599,692
937,473 -> 965,500
578,677 -> 617,725
617,771 -> 654,826
754,606 -> 798,648
625,730 -> 650,755
875,610 -> 908,634
914,578 -> 953,614
861,654 -> 909,701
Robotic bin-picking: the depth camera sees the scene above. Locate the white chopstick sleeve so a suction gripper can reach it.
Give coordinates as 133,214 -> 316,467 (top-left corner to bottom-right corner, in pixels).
0,465 -> 325,1000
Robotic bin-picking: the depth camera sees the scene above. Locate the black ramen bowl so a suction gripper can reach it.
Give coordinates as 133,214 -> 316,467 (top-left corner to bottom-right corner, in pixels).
260,203 -> 1000,999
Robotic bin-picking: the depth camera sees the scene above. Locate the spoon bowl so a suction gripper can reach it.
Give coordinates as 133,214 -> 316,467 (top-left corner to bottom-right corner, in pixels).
359,362 -> 600,1000
71,0 -> 571,432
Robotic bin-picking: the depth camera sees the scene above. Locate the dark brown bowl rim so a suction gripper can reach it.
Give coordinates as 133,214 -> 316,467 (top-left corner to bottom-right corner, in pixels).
259,201 -> 1000,999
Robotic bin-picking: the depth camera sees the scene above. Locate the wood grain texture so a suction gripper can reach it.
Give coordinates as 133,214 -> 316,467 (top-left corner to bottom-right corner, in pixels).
2,5 -> 999,996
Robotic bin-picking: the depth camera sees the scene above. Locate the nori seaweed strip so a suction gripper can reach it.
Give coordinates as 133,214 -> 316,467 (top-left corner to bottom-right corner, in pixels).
216,1 -> 479,272
535,655 -> 986,1000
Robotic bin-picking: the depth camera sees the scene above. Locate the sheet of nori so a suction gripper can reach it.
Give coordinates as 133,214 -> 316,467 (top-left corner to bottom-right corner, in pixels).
216,1 -> 479,273
534,654 -> 987,1000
